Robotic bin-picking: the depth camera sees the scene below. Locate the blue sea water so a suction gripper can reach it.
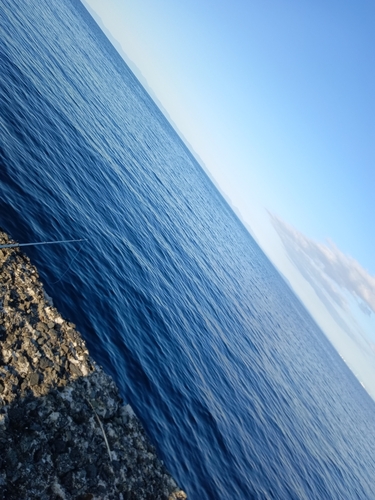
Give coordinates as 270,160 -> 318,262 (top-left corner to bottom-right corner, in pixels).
1,1 -> 375,498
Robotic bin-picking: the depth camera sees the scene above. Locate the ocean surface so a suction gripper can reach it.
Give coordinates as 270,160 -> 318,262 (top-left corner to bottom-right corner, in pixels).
1,1 -> 375,498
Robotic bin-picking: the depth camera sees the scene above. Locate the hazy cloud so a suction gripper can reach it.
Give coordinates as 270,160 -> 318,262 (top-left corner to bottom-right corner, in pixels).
269,213 -> 375,314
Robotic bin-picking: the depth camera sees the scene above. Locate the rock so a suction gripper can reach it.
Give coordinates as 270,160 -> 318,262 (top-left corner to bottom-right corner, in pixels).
39,357 -> 52,369
69,362 -> 82,377
29,372 -> 40,386
0,230 -> 187,500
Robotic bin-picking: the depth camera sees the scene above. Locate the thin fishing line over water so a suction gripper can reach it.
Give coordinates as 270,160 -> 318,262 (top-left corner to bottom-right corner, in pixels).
0,238 -> 87,285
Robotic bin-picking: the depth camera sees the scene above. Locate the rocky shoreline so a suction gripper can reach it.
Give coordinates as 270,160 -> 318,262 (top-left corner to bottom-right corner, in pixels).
0,231 -> 187,500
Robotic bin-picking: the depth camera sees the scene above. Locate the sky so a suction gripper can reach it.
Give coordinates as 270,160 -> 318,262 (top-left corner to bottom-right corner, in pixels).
82,0 -> 375,397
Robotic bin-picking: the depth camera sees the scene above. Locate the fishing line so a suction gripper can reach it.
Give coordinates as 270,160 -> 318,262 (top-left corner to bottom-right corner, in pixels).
50,242 -> 84,284
0,238 -> 87,284
0,238 -> 86,249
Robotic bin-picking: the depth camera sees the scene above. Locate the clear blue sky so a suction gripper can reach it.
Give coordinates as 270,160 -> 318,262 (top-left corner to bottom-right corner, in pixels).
82,0 -> 375,396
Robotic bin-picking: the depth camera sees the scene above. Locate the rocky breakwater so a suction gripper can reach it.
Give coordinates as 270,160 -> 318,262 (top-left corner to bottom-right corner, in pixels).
0,231 -> 187,500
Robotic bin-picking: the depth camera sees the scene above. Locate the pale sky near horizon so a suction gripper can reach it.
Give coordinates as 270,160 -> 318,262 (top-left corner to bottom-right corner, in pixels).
82,0 -> 375,396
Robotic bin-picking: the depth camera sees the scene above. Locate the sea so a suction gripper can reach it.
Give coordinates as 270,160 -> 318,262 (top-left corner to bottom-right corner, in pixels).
1,1 -> 375,498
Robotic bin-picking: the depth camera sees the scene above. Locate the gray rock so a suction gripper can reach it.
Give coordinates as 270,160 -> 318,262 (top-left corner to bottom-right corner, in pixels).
0,231 -> 187,500
29,372 -> 40,386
